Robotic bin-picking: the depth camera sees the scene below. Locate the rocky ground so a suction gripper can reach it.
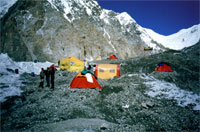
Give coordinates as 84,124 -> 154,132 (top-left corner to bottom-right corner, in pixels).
1,43 -> 200,132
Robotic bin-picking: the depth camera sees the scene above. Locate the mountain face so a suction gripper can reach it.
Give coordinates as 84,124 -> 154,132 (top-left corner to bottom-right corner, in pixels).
1,0 -> 199,62
0,0 -> 148,62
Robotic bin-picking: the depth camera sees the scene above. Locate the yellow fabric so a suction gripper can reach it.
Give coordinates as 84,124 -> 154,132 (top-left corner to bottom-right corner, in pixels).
96,57 -> 102,61
77,73 -> 84,77
96,64 -> 118,79
144,47 -> 153,51
59,57 -> 84,72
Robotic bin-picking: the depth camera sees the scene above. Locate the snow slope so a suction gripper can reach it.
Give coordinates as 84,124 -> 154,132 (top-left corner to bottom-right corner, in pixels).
0,54 -> 22,102
0,0 -> 17,18
115,12 -> 136,26
0,54 -> 53,102
112,11 -> 200,51
139,74 -> 200,111
140,24 -> 200,50
46,0 -> 200,51
47,0 -> 99,22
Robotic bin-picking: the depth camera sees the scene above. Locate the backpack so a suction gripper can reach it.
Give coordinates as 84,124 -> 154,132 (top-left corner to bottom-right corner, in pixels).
40,71 -> 44,78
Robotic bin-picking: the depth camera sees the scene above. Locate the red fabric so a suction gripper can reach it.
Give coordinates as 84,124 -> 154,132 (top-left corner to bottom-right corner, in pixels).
40,70 -> 44,73
94,65 -> 98,77
70,73 -> 102,90
155,64 -> 173,72
50,64 -> 57,69
117,64 -> 120,76
109,55 -> 118,59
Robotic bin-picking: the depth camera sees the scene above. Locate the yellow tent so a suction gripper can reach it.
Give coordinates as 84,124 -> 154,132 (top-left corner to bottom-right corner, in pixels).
144,47 -> 153,51
94,64 -> 120,79
96,57 -> 102,61
59,56 -> 84,72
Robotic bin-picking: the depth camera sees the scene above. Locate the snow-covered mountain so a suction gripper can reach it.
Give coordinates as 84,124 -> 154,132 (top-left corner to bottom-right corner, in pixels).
1,1 -> 200,130
139,24 -> 200,50
0,0 -> 199,62
0,0 -> 146,62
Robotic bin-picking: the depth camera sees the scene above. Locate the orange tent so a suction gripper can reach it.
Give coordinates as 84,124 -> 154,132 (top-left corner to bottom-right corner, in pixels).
70,73 -> 102,89
109,54 -> 118,59
155,63 -> 173,72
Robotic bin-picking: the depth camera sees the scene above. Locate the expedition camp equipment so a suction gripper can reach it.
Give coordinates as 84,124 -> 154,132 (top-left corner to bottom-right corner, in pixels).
155,62 -> 173,72
109,54 -> 118,59
59,57 -> 84,72
94,64 -> 120,79
144,47 -> 153,51
70,72 -> 102,89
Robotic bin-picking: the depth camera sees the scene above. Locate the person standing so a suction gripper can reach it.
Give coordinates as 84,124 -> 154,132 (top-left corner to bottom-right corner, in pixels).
84,59 -> 88,70
50,67 -> 55,89
45,67 -> 50,87
38,68 -> 44,88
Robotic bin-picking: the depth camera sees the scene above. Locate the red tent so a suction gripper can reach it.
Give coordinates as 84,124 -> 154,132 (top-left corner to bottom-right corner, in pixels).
155,63 -> 173,72
70,73 -> 102,89
109,55 -> 118,59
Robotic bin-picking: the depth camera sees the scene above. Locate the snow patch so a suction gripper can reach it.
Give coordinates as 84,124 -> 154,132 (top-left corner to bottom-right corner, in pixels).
103,28 -> 116,52
137,25 -> 163,52
116,12 -> 136,25
86,7 -> 92,16
0,53 -> 53,102
122,104 -> 129,108
128,74 -> 139,77
100,9 -> 111,24
47,0 -> 59,11
141,74 -> 200,110
0,78 -> 23,102
0,0 -> 17,18
36,17 -> 47,36
47,0 -> 98,22
17,61 -> 53,75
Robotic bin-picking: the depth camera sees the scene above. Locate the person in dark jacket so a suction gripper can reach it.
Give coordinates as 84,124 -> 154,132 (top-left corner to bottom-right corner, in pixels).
38,68 -> 44,88
45,67 -> 50,87
50,67 -> 55,89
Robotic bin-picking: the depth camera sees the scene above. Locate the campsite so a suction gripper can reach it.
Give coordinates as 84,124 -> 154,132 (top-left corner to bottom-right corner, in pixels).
1,43 -> 199,131
0,0 -> 199,131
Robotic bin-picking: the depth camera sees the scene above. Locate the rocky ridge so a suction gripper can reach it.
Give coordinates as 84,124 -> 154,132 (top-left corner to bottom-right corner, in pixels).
1,0 -> 149,62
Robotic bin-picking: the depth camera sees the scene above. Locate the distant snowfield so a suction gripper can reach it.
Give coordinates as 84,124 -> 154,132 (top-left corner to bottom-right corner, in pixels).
142,24 -> 200,50
0,54 -> 53,102
139,74 -> 200,111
